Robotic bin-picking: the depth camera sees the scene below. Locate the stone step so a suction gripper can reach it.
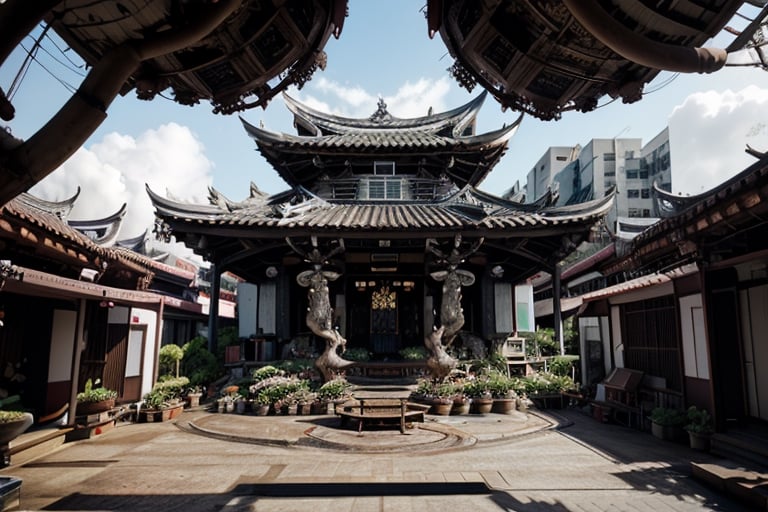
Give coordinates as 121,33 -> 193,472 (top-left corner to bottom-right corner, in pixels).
692,461 -> 768,510
711,430 -> 768,469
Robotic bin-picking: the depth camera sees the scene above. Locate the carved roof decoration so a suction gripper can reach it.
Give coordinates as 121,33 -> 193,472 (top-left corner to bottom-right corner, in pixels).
46,0 -> 347,115
241,92 -> 523,189
67,203 -> 127,247
428,0 -> 750,120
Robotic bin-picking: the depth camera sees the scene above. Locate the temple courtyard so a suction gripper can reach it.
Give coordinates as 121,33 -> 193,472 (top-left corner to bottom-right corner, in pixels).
0,405 -> 751,511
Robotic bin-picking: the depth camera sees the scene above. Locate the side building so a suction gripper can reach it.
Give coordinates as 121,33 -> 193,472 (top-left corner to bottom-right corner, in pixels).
524,129 -> 672,234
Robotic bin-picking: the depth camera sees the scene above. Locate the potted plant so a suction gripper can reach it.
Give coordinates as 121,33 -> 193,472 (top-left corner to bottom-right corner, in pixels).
76,379 -> 117,416
685,406 -> 714,451
464,378 -> 493,414
185,386 -> 203,408
488,372 -> 518,414
317,378 -> 352,413
0,410 -> 33,467
649,407 -> 687,442
140,377 -> 189,421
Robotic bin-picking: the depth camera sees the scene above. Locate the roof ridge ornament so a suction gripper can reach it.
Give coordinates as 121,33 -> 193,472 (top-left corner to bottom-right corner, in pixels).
369,97 -> 392,123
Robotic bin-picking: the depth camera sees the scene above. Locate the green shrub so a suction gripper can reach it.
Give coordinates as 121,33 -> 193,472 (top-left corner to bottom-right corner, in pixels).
549,355 -> 579,377
316,378 -> 351,401
399,346 -> 427,360
76,378 -> 117,403
344,347 -> 370,361
181,336 -> 222,387
252,365 -> 282,381
0,411 -> 25,423
650,407 -> 687,427
685,406 -> 713,434
159,344 -> 184,378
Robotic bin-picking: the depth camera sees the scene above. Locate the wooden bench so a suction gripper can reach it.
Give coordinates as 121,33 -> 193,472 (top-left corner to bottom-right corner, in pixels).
337,398 -> 427,434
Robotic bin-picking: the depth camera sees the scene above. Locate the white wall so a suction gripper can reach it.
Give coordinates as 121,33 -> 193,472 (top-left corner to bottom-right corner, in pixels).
131,308 -> 159,395
48,309 -> 77,383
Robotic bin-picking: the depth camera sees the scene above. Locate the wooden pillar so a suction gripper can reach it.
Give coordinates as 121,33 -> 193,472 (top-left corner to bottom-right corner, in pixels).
207,265 -> 220,354
553,264 -> 564,355
67,299 -> 87,426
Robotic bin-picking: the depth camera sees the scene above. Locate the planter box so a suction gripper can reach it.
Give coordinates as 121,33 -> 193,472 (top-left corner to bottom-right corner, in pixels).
139,404 -> 184,423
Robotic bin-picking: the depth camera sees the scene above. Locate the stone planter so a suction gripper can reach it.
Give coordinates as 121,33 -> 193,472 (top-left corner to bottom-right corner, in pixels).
0,413 -> 33,466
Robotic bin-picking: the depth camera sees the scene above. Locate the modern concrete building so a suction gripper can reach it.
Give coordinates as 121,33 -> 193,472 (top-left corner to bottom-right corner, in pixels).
524,129 -> 672,234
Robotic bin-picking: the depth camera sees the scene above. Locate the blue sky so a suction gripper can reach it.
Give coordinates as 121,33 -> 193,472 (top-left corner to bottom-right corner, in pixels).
2,1 -> 768,240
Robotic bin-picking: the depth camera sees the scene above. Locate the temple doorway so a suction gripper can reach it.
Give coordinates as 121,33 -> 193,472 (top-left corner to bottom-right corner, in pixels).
347,278 -> 421,358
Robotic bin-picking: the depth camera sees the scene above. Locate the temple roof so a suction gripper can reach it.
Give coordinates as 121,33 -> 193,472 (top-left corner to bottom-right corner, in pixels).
148,182 -> 614,282
602,153 -> 768,276
241,93 -> 522,189
1,192 -> 155,289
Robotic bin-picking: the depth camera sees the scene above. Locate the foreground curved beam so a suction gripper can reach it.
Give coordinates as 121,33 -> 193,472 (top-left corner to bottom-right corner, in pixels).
563,0 -> 727,74
0,0 -> 242,204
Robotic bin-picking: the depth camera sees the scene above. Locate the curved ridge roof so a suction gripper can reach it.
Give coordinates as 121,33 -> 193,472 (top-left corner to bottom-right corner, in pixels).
148,182 -> 614,235
281,91 -> 489,135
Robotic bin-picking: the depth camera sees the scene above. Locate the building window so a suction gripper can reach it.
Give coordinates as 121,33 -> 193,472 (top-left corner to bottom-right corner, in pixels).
626,169 -> 638,179
556,156 -> 567,161
374,161 -> 395,175
367,178 -> 402,200
643,209 -> 651,217
604,153 -> 616,161
639,169 -> 649,179
628,208 -> 641,217
641,189 -> 650,199
627,189 -> 640,198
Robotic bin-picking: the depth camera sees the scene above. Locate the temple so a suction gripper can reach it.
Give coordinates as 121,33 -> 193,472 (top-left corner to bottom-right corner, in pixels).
149,94 -> 614,375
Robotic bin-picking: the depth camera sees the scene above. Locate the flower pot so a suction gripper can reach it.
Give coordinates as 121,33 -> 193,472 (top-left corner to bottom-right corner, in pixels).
430,400 -> 452,416
471,397 -> 493,414
235,400 -> 247,414
286,404 -> 298,416
298,403 -> 313,415
651,421 -> 685,442
225,400 -> 235,413
186,393 -> 202,408
688,431 -> 711,451
255,404 -> 270,416
311,401 -> 329,415
492,398 -> 516,415
0,413 -> 33,447
451,398 -> 470,415
76,399 -> 115,417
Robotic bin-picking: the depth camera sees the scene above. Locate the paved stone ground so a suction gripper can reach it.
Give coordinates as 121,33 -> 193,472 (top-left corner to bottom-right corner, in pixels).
0,406 -> 752,511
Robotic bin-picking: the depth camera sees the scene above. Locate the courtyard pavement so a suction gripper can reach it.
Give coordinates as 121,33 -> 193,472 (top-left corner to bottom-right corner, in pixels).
0,405 -> 752,511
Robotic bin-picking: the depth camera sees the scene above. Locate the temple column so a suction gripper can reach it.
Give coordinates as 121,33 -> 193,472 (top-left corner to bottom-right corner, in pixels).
207,265 -> 221,354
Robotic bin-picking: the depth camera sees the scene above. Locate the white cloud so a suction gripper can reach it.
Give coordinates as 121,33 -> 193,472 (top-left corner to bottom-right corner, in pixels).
30,123 -> 213,259
669,85 -> 768,195
297,76 -> 452,119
